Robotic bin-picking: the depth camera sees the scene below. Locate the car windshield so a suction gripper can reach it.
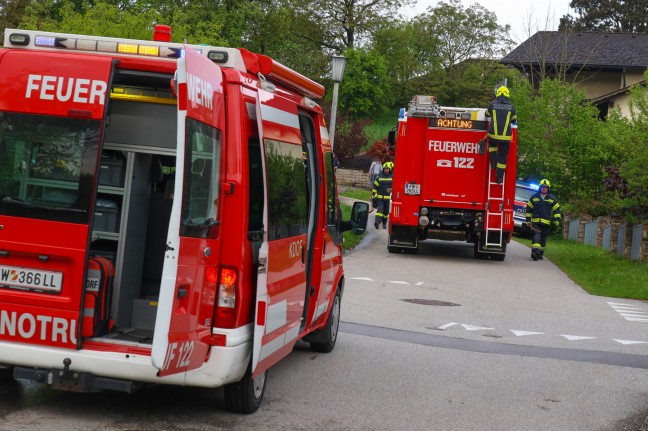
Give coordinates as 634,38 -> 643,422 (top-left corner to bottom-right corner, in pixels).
0,112 -> 100,224
515,186 -> 536,202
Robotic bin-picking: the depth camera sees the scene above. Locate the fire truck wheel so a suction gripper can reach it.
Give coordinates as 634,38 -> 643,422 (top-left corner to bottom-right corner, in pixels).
309,289 -> 341,353
224,365 -> 267,414
473,241 -> 488,260
491,253 -> 506,261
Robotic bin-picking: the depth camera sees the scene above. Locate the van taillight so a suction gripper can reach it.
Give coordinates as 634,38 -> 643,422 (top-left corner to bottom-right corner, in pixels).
214,267 -> 238,328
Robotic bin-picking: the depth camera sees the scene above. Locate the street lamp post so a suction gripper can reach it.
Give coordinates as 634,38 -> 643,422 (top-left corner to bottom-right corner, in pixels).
329,55 -> 347,151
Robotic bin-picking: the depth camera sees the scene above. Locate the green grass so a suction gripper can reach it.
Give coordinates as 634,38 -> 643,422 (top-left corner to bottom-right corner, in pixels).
340,188 -> 372,202
516,236 -> 648,300
340,202 -> 364,252
364,112 -> 397,147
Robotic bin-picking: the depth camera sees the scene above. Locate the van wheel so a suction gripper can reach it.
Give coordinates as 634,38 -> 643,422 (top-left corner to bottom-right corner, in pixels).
224,364 -> 267,414
0,366 -> 13,383
310,289 -> 341,353
491,253 -> 506,261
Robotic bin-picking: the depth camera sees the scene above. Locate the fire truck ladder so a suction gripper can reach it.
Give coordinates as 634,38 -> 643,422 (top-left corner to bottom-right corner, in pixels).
484,171 -> 505,248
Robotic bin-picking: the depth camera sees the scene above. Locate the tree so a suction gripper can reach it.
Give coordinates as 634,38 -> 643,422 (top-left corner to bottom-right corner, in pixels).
337,48 -> 390,119
512,77 -> 621,214
371,19 -> 442,108
20,0 -> 157,38
0,0 -> 30,38
288,0 -> 413,53
605,70 -> 648,215
560,0 -> 648,32
414,0 -> 514,70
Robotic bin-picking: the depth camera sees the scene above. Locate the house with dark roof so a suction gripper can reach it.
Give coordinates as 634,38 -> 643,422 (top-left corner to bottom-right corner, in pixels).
500,32 -> 648,118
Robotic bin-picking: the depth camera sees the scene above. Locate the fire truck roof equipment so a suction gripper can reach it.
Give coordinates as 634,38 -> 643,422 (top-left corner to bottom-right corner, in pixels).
3,28 -> 325,99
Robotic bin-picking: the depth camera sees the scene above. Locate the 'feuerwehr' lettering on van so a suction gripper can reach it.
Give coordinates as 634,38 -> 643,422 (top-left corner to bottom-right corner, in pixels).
25,74 -> 107,105
0,310 -> 77,345
186,73 -> 213,109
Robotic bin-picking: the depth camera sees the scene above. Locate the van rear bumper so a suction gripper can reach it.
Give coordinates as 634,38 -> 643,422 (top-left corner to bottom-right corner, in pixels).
1,325 -> 252,390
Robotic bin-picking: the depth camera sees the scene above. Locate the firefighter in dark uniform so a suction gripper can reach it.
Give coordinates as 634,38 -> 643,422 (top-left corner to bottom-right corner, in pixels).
485,86 -> 517,183
525,179 -> 561,261
371,161 -> 393,229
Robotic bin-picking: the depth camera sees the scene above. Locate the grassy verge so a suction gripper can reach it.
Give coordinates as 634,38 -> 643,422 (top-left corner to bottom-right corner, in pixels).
339,188 -> 372,252
515,235 -> 648,300
340,188 -> 372,202
364,112 -> 397,147
340,202 -> 363,252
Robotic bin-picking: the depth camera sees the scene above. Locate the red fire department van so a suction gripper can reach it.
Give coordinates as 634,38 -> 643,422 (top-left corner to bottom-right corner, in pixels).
387,95 -> 516,260
0,27 -> 368,413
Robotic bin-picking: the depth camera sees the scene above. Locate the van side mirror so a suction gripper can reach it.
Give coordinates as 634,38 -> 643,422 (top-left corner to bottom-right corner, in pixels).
342,201 -> 369,234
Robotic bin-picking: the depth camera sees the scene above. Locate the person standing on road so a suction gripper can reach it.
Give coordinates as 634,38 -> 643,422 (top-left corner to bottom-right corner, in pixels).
525,178 -> 561,261
485,86 -> 517,184
368,157 -> 382,189
371,161 -> 393,229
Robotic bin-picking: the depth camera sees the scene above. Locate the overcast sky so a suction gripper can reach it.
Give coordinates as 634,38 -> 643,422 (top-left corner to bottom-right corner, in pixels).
403,0 -> 575,45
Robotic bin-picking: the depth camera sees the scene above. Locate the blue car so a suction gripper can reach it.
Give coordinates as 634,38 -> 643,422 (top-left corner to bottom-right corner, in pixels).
514,181 -> 539,235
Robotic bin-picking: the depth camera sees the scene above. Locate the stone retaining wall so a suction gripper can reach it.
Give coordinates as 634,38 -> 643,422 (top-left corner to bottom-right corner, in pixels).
336,168 -> 371,189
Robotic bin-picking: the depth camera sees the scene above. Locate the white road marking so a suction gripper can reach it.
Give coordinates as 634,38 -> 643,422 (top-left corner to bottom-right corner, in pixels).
607,301 -> 648,322
560,335 -> 596,341
386,281 -> 411,285
349,277 -> 374,281
461,324 -> 494,331
415,282 -> 424,286
614,339 -> 648,345
510,330 -> 544,337
438,322 -> 647,347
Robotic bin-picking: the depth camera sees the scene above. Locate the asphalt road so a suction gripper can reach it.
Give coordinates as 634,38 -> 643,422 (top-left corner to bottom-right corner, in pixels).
0,226 -> 646,430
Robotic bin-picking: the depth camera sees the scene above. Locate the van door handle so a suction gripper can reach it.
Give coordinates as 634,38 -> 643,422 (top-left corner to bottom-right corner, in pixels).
301,244 -> 305,264
177,285 -> 189,299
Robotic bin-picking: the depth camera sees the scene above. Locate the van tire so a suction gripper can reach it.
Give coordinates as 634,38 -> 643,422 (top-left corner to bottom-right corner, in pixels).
309,289 -> 341,353
224,364 -> 267,414
0,366 -> 14,383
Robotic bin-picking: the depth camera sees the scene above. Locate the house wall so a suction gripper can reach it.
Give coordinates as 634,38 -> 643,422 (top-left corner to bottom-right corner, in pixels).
569,69 -> 645,100
611,92 -> 633,118
571,70 -> 621,99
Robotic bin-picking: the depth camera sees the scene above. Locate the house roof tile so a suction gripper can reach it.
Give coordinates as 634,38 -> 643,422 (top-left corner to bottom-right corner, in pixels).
501,31 -> 648,69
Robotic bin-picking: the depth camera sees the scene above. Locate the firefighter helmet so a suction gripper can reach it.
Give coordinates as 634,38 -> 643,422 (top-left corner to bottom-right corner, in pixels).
496,86 -> 510,98
382,161 -> 394,171
539,178 -> 551,188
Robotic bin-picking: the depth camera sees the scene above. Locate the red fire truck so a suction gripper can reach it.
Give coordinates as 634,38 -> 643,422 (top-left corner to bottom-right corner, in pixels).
0,27 -> 368,413
387,95 -> 516,260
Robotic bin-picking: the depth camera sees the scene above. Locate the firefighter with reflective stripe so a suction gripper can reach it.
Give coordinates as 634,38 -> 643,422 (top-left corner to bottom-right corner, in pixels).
372,161 -> 393,229
485,86 -> 517,184
525,179 -> 561,261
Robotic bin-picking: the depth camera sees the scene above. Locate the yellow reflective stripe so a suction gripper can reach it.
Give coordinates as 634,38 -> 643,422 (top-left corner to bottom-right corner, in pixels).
503,112 -> 511,135
492,111 -> 498,135
552,203 -> 560,211
532,243 -> 541,248
496,163 -> 507,169
488,133 -> 513,141
488,147 -> 497,153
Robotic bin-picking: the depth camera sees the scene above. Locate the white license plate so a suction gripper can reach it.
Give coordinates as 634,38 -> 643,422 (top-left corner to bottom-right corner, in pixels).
0,265 -> 63,293
405,183 -> 421,195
